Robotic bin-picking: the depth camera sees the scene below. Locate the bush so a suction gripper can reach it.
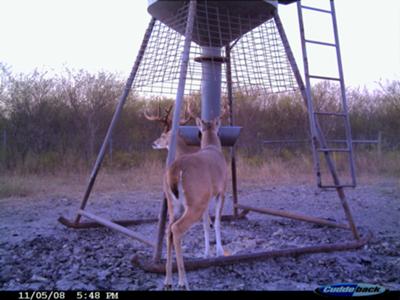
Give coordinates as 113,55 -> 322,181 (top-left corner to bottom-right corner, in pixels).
0,65 -> 398,175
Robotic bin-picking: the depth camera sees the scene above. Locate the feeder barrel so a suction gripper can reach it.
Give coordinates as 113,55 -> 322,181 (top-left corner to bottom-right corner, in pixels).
200,47 -> 222,121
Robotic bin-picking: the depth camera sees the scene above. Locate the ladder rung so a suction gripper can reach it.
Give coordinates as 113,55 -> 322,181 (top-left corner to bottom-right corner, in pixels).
314,111 -> 347,117
319,184 -> 356,189
301,5 -> 332,14
305,39 -> 336,47
317,148 -> 350,153
309,75 -> 341,81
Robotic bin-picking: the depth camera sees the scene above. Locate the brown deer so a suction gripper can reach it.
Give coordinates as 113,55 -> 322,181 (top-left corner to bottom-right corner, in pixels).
144,102 -> 199,159
163,116 -> 228,290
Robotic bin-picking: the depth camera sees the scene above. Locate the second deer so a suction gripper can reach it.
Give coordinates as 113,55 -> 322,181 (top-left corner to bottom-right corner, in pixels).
144,102 -> 199,158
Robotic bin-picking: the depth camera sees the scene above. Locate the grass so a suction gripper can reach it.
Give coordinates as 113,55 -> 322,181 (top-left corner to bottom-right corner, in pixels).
0,176 -> 33,199
0,151 -> 398,199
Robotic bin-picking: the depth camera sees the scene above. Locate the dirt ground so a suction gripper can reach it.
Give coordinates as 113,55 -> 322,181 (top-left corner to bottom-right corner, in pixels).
0,176 -> 399,291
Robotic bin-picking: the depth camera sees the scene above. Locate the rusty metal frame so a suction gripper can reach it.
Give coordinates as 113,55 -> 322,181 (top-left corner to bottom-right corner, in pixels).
132,230 -> 372,273
58,213 -> 247,230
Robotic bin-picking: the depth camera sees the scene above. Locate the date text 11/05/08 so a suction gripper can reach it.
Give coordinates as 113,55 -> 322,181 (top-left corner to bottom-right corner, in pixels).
18,291 -> 119,300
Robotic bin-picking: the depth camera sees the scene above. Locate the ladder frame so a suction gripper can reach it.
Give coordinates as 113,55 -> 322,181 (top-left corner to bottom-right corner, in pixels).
298,0 -> 357,189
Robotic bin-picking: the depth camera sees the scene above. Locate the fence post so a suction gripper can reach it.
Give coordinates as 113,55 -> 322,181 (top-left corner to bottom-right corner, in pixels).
109,136 -> 113,166
1,129 -> 6,168
377,131 -> 382,159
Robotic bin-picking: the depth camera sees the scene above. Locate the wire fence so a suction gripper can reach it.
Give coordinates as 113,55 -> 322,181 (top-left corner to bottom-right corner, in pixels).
263,132 -> 384,157
132,1 -> 297,98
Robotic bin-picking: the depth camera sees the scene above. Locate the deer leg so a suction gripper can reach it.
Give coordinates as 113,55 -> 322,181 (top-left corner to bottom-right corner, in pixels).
202,210 -> 210,258
214,193 -> 226,256
164,224 -> 174,289
164,195 -> 176,289
171,208 -> 202,290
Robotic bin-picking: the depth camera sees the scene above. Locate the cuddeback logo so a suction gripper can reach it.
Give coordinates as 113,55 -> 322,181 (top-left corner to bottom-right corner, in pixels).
315,283 -> 387,297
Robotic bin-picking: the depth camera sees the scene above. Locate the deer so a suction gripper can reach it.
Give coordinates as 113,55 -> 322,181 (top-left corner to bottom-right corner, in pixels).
163,116 -> 228,290
144,100 -> 229,158
144,102 -> 199,159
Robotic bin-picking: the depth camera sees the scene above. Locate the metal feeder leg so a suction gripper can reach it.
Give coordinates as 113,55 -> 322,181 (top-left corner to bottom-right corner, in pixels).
58,18 -> 156,227
153,0 -> 198,263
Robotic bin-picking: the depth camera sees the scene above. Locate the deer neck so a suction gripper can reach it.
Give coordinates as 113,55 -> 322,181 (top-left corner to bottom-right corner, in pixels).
201,131 -> 222,151
173,134 -> 195,158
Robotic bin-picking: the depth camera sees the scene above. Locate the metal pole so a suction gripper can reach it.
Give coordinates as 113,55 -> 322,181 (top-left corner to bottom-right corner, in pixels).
330,0 -> 356,186
73,18 -> 156,224
235,204 -> 349,229
78,210 -> 154,247
2,129 -> 6,167
153,0 -> 197,263
225,44 -> 239,218
134,231 -> 371,273
377,131 -> 382,159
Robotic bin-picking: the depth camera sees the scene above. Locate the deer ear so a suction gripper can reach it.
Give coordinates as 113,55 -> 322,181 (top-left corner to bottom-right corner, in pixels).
214,117 -> 221,130
196,117 -> 203,130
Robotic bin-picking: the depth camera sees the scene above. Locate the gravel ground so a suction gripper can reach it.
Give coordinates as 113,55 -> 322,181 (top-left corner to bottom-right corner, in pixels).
0,179 -> 399,291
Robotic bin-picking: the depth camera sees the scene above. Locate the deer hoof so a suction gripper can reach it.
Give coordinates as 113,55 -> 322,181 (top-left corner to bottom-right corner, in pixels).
163,284 -> 173,291
178,284 -> 190,291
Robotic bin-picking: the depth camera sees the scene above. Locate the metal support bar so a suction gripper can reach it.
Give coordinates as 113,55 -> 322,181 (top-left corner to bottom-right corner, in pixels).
317,148 -> 350,152
58,216 -> 158,228
59,213 -> 248,230
309,74 -> 341,81
300,5 -> 331,14
314,111 -> 346,117
305,39 -> 336,47
133,230 -> 371,273
153,0 -> 197,263
319,184 -> 356,189
77,210 -> 155,247
330,0 -> 357,187
235,204 -> 349,229
73,18 -> 156,225
274,10 -> 321,186
225,44 -> 239,218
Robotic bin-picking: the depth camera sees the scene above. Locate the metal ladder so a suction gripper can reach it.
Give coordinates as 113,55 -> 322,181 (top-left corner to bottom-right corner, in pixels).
297,0 -> 356,188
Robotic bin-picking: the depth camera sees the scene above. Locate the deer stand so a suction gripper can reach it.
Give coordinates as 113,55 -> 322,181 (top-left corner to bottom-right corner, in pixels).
60,0 -> 371,274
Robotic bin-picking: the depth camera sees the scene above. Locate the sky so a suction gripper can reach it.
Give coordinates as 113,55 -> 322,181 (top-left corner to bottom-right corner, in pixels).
0,0 -> 399,91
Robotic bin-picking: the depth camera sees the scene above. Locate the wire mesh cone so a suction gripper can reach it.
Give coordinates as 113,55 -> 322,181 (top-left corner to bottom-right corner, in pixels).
133,1 -> 297,98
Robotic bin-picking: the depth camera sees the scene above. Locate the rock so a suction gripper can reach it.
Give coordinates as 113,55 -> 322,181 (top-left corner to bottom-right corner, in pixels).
56,279 -> 73,290
29,274 -> 49,283
360,256 -> 372,265
97,270 -> 109,281
0,265 -> 14,282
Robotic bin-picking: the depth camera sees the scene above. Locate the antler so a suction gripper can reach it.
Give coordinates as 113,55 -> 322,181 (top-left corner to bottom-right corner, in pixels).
220,100 -> 230,120
184,98 -> 230,122
179,100 -> 195,125
186,98 -> 199,121
144,102 -> 173,131
145,99 -> 200,129
144,101 -> 162,121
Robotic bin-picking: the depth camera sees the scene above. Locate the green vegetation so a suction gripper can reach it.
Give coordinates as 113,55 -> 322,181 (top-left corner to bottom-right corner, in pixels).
0,64 -> 399,178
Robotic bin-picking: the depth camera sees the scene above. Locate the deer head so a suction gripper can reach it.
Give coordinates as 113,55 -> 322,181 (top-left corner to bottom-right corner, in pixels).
144,101 -> 192,150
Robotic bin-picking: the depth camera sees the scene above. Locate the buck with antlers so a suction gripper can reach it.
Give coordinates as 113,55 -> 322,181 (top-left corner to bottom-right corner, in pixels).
163,116 -> 228,290
144,102 -> 199,158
